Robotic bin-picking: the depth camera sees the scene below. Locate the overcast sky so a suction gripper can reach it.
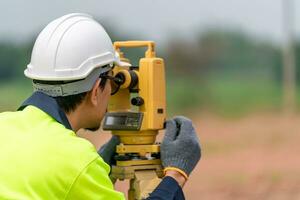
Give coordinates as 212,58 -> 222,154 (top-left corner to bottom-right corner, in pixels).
0,0 -> 299,45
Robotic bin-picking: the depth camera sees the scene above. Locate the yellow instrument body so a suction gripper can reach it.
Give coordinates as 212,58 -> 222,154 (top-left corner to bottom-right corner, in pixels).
104,41 -> 167,199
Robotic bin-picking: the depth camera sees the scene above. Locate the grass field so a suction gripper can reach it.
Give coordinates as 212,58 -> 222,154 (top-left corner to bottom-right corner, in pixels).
0,80 -> 32,111
166,76 -> 298,117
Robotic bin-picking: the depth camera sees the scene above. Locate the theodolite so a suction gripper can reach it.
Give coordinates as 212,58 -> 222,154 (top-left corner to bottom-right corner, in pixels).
102,41 -> 166,200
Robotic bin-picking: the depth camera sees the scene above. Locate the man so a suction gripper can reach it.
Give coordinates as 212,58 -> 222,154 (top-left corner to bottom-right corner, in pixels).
0,13 -> 201,199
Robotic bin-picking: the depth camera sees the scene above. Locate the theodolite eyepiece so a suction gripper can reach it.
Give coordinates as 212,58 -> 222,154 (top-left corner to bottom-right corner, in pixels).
114,70 -> 139,90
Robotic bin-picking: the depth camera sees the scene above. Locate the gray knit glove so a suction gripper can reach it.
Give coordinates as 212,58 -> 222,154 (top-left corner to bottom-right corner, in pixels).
161,116 -> 201,176
98,135 -> 120,166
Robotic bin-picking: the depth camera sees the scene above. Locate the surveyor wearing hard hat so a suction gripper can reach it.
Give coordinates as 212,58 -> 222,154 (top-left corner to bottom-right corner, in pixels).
0,13 -> 201,199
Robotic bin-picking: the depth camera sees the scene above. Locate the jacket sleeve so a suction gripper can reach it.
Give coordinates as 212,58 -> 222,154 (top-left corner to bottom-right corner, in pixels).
146,176 -> 185,200
65,157 -> 125,200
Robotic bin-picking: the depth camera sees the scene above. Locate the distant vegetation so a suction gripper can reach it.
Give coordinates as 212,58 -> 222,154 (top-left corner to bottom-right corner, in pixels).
0,27 -> 299,116
165,29 -> 291,116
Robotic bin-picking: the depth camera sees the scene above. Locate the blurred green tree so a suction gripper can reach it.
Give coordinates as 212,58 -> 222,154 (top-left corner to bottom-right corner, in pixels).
0,41 -> 32,81
294,43 -> 300,85
166,29 -> 282,82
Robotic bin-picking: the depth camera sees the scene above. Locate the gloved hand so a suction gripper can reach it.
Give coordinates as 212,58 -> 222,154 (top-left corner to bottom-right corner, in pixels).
161,116 -> 201,178
98,135 -> 120,166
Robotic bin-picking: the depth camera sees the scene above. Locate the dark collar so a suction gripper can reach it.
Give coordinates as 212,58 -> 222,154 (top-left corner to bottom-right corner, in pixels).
18,91 -> 72,130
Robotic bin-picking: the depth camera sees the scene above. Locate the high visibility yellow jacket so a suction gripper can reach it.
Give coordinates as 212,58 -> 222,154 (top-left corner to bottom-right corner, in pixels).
0,92 -> 125,199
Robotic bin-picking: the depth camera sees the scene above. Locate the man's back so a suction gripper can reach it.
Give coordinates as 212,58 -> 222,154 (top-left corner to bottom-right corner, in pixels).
0,105 -> 124,200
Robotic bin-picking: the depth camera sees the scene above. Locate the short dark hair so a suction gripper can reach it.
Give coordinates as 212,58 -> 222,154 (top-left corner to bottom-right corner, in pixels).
55,92 -> 88,113
33,71 -> 109,113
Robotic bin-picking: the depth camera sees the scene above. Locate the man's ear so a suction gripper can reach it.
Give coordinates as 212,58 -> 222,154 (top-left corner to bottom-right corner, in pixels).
88,79 -> 101,107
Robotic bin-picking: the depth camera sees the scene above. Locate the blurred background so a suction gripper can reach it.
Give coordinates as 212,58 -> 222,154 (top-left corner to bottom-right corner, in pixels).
1,0 -> 300,199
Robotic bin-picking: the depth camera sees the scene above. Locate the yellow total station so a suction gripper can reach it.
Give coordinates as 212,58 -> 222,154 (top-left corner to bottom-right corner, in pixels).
103,41 -> 166,199
103,41 -> 166,168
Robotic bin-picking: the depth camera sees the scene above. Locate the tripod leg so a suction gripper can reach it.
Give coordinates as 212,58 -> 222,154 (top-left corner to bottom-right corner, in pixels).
128,179 -> 135,200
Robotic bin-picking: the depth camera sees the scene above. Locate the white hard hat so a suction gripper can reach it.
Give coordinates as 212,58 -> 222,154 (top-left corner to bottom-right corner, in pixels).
25,13 -> 130,97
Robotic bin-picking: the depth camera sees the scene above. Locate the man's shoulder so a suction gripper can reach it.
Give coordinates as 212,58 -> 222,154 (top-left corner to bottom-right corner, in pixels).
0,110 -> 21,121
0,109 -> 30,131
0,106 -> 102,173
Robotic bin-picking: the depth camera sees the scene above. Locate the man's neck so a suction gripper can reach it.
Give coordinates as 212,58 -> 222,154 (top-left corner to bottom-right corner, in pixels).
66,111 -> 80,132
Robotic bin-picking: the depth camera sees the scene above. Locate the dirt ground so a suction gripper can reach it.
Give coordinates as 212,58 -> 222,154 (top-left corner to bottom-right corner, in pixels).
78,112 -> 300,200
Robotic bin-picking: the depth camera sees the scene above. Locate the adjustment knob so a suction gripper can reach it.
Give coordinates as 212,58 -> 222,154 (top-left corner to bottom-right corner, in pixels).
131,97 -> 144,106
